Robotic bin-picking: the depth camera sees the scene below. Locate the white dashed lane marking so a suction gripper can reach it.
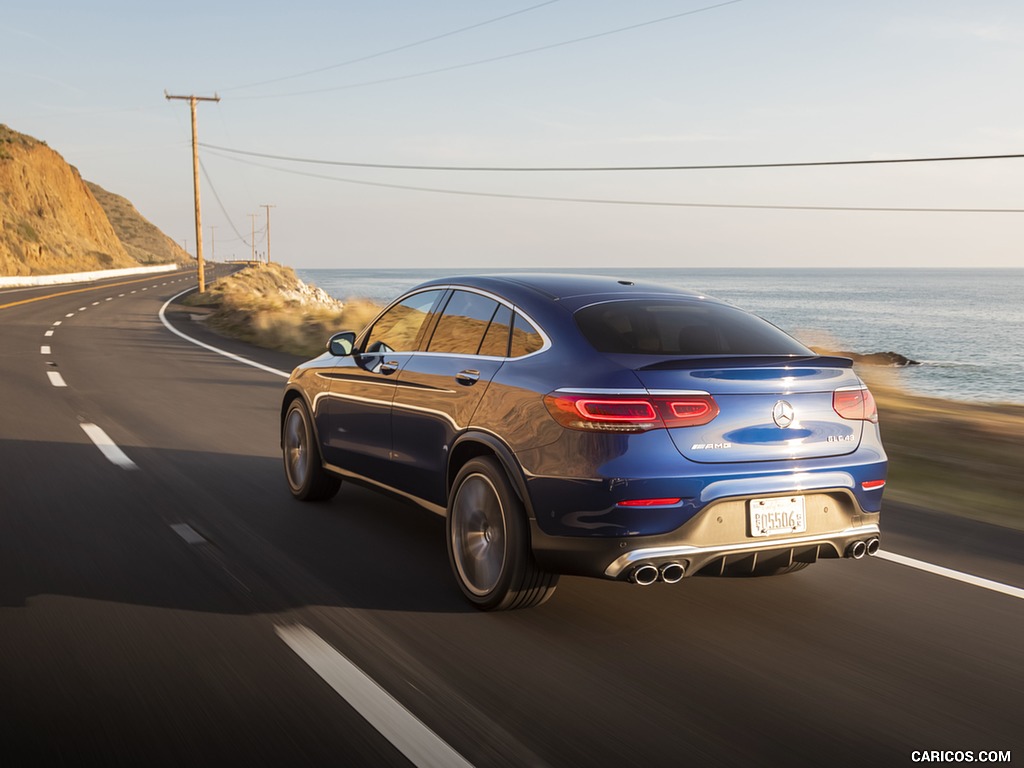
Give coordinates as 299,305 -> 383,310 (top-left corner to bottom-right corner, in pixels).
79,423 -> 137,470
44,330 -> 53,337
170,523 -> 207,544
40,346 -> 50,355
47,371 -> 67,387
276,624 -> 475,768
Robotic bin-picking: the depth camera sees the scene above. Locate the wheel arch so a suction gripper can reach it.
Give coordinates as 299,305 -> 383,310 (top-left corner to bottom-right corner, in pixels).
281,387 -> 318,448
448,432 -> 534,520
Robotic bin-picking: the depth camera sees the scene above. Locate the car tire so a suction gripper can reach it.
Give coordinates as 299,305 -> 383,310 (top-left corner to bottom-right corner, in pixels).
282,398 -> 341,502
447,457 -> 558,611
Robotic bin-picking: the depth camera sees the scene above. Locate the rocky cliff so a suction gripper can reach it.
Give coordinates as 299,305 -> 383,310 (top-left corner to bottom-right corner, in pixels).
0,124 -> 187,276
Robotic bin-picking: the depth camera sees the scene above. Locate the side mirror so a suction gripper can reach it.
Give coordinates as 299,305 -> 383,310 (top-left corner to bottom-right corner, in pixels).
327,331 -> 357,357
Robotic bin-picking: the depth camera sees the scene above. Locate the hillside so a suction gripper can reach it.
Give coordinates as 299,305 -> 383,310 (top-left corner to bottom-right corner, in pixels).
86,181 -> 191,266
0,124 -> 187,276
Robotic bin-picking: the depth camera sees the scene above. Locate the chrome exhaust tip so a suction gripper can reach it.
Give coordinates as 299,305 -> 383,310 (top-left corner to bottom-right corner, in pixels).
847,540 -> 867,560
660,563 -> 685,584
865,537 -> 881,556
632,564 -> 660,586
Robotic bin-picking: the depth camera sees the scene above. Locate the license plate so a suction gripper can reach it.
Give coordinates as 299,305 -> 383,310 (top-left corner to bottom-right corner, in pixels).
749,496 -> 807,537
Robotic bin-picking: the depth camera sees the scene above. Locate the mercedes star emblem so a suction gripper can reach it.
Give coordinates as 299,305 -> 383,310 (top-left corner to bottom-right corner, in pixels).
772,400 -> 795,428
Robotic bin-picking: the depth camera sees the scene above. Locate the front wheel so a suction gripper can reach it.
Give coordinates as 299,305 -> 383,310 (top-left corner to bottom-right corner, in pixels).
282,398 -> 341,502
447,457 -> 558,610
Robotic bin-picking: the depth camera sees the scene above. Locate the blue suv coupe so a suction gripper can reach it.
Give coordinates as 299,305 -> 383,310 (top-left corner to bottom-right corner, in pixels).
281,274 -> 887,610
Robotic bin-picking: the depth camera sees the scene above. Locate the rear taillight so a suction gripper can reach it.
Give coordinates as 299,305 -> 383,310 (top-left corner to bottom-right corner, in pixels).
833,387 -> 878,423
544,393 -> 719,432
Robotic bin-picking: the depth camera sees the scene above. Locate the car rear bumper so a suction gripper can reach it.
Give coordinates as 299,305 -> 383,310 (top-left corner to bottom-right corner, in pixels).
528,487 -> 882,580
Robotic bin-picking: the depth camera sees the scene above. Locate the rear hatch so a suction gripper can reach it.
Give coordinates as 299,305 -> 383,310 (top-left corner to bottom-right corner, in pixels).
634,356 -> 864,463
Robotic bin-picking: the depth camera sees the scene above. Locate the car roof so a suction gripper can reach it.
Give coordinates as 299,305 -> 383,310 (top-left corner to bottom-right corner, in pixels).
413,273 -> 708,312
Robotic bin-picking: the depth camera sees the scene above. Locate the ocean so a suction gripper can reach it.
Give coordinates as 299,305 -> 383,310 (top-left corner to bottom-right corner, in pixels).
296,268 -> 1024,406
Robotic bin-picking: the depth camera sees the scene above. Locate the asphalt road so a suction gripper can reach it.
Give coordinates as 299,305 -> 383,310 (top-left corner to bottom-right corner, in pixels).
1,267 -> 1021,767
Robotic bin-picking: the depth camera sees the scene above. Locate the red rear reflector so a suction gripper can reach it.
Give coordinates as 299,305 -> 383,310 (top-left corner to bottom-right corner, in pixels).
861,480 -> 886,490
833,388 -> 879,423
617,498 -> 682,507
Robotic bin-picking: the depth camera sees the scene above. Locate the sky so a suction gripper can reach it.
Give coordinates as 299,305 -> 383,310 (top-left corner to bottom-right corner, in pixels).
4,0 -> 1024,269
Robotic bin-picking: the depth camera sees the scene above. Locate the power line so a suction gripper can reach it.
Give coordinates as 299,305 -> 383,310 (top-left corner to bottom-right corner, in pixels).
198,143 -> 1024,173
234,0 -> 745,100
198,156 -> 251,245
221,0 -> 563,92
203,150 -> 1024,214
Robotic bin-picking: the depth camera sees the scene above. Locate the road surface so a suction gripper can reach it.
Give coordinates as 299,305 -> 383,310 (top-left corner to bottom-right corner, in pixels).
1,268 -> 1021,766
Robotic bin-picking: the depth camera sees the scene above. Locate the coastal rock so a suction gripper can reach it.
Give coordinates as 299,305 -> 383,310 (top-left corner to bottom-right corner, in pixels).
835,350 -> 920,367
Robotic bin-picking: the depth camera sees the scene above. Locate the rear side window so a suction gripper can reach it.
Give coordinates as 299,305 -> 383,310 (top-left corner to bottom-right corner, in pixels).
427,290 -> 500,355
574,300 -> 811,356
509,313 -> 544,357
478,305 -> 513,357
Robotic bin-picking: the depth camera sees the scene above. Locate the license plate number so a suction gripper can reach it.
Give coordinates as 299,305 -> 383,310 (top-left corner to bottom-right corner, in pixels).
749,496 -> 806,537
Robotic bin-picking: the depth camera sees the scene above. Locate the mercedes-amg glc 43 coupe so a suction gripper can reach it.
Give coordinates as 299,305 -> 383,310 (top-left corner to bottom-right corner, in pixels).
281,274 -> 886,610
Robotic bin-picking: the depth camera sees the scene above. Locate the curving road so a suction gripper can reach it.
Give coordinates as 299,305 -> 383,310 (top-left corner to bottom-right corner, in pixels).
1,268 -> 1021,767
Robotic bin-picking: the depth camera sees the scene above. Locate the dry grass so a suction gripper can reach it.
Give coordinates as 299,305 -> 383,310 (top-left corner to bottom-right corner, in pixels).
859,367 -> 1024,531
185,263 -> 383,358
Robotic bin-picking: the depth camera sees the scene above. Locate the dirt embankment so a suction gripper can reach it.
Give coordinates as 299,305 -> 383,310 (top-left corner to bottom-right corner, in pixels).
193,265 -> 1024,532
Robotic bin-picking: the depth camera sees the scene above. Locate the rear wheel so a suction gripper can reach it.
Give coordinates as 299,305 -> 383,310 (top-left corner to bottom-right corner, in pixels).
447,457 -> 558,610
282,398 -> 341,501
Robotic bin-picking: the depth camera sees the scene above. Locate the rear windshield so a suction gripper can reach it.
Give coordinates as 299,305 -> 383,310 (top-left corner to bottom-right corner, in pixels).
575,300 -> 812,356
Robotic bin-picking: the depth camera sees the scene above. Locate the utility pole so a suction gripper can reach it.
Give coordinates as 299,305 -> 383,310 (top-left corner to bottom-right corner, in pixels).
260,204 -> 275,265
164,90 -> 220,292
248,214 -> 257,265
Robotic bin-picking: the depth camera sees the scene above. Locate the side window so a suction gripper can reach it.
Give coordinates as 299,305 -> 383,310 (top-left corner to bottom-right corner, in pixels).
477,304 -> 512,357
427,291 -> 500,355
364,290 -> 444,353
509,312 -> 544,357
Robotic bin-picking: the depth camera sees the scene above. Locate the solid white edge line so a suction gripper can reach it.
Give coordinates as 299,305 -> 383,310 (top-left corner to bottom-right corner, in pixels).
159,288 -> 289,378
876,550 -> 1024,600
47,371 -> 67,387
79,423 -> 138,470
275,624 -> 474,768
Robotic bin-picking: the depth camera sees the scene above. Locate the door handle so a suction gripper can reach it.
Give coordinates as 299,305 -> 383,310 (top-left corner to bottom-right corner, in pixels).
455,369 -> 481,385
379,360 -> 400,375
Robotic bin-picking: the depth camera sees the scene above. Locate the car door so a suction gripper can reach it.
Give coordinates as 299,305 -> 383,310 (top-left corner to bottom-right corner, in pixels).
318,288 -> 445,482
389,290 -> 511,505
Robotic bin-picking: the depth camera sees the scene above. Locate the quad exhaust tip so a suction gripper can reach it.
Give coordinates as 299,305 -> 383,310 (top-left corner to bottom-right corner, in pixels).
632,564 -> 660,586
631,562 -> 686,585
660,563 -> 686,584
846,537 -> 881,560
